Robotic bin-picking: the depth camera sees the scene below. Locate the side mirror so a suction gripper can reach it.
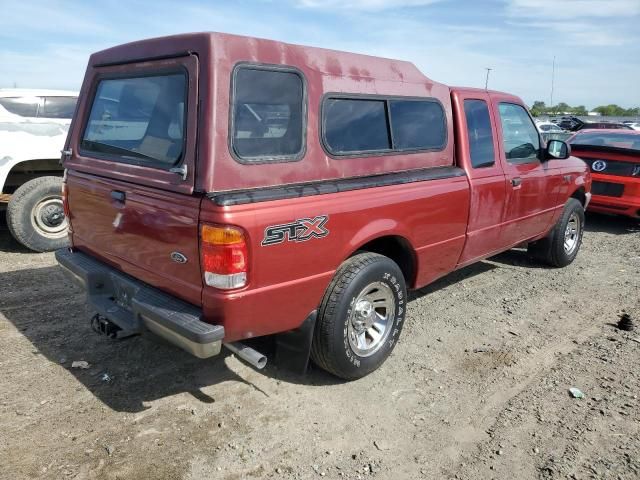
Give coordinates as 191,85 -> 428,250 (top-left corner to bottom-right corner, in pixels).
545,139 -> 570,160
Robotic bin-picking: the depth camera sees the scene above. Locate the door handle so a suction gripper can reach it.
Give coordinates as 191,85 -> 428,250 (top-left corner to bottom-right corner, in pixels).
511,177 -> 522,187
110,190 -> 126,203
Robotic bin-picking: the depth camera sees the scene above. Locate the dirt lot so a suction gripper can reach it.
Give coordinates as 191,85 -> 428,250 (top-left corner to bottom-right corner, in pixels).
1,210 -> 639,480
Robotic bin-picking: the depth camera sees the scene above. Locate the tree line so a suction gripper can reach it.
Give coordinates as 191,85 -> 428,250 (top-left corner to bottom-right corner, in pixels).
530,101 -> 640,117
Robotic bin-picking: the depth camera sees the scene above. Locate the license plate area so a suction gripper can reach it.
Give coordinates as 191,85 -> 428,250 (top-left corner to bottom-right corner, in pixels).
592,181 -> 624,197
89,272 -> 143,334
110,274 -> 139,311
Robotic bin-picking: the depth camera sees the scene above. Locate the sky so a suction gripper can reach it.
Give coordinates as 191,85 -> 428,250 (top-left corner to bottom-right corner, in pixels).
0,0 -> 639,109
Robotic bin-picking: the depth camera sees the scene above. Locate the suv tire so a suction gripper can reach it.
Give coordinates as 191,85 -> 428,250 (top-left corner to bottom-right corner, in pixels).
311,252 -> 407,380
529,198 -> 585,267
7,176 -> 69,252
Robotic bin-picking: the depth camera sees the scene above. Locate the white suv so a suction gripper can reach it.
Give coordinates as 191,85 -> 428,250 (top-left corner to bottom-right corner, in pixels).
0,89 -> 78,251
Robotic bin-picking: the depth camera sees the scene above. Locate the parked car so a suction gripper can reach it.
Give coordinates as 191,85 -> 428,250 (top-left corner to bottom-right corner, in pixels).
557,116 -> 583,131
56,32 -> 591,379
577,121 -> 633,131
568,129 -> 640,218
536,121 -> 565,133
0,89 -> 78,251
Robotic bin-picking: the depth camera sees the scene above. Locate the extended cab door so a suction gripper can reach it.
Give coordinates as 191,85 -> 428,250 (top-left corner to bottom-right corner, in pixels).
491,96 -> 562,245
452,91 -> 508,266
62,55 -> 204,305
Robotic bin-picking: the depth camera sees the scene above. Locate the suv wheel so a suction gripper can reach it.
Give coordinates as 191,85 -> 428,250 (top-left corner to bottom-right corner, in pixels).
7,176 -> 69,252
529,198 -> 585,267
311,252 -> 407,380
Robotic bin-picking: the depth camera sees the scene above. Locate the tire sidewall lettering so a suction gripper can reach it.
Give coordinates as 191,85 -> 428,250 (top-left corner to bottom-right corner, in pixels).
341,268 -> 405,368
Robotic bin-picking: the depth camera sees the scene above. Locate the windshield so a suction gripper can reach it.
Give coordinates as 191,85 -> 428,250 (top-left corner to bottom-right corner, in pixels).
81,72 -> 186,168
569,132 -> 640,152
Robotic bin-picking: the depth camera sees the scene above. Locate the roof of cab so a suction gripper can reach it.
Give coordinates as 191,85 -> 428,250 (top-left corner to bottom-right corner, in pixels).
451,86 -> 519,98
89,31 -> 434,85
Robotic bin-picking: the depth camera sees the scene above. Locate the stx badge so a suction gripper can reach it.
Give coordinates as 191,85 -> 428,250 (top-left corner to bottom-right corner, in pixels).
262,215 -> 329,246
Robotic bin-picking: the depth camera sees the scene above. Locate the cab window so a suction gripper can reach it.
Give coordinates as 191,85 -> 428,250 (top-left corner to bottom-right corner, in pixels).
464,99 -> 495,168
498,103 -> 540,162
41,96 -> 78,119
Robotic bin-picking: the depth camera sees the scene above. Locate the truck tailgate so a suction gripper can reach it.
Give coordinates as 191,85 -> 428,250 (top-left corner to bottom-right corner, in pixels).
66,171 -> 203,306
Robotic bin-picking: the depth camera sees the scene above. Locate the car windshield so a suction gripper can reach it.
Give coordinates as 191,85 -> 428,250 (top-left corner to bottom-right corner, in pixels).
570,132 -> 640,152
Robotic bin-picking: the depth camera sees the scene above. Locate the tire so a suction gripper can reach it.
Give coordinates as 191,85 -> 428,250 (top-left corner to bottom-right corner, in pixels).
311,252 -> 407,380
6,176 -> 69,252
528,198 -> 585,267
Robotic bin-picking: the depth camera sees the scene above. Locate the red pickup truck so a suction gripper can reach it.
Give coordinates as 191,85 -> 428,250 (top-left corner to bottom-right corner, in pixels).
56,32 -> 591,379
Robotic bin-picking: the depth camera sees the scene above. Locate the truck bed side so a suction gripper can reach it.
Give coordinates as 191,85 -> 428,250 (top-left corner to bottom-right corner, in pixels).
200,171 -> 470,342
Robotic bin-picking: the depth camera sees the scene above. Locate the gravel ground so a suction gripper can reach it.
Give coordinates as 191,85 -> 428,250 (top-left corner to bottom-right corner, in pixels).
0,210 -> 639,480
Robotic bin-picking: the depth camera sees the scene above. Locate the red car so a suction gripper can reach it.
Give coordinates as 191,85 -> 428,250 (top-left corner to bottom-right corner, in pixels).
568,129 -> 640,218
55,32 -> 590,379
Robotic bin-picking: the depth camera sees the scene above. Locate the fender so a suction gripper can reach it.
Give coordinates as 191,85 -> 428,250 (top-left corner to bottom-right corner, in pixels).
339,219 -> 418,288
0,119 -> 69,192
0,157 -> 64,194
343,219 -> 415,257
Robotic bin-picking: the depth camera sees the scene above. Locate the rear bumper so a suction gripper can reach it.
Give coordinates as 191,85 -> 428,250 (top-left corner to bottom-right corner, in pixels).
55,248 -> 224,358
588,175 -> 640,218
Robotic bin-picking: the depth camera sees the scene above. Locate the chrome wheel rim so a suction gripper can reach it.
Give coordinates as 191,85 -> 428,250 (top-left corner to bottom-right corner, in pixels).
347,282 -> 395,357
31,196 -> 67,239
564,212 -> 581,255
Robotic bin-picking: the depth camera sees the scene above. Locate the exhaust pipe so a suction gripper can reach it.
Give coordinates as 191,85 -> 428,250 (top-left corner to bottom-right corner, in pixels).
224,342 -> 267,370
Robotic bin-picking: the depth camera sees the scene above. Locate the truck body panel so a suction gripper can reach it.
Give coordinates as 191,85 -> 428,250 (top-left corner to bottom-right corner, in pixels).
200,171 -> 469,341
66,170 -> 203,305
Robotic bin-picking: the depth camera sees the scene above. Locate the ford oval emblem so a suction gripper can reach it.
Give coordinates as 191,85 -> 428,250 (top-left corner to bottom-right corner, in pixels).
592,160 -> 607,172
170,252 -> 188,264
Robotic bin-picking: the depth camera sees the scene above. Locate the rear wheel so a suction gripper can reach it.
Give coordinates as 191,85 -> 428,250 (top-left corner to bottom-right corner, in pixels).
529,198 -> 585,267
6,176 -> 68,252
311,252 -> 407,380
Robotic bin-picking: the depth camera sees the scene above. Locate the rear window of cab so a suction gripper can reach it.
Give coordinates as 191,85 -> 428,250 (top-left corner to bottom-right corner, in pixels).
80,72 -> 187,168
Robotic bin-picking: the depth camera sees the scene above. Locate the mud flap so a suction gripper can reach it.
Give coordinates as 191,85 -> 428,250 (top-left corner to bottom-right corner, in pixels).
275,311 -> 317,375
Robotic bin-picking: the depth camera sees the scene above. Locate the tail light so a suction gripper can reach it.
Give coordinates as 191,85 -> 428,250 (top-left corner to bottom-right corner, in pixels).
201,224 -> 248,290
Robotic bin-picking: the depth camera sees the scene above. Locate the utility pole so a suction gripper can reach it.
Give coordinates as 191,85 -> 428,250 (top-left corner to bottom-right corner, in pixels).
550,56 -> 556,110
484,67 -> 492,90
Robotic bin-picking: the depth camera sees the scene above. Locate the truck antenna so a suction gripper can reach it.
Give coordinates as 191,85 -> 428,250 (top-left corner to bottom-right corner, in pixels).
484,67 -> 492,90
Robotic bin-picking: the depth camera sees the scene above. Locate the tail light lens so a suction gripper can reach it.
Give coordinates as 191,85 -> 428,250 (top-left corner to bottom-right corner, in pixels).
201,224 -> 248,290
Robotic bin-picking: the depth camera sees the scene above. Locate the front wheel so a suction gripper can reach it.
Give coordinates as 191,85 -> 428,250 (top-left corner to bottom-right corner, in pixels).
311,252 -> 407,380
6,176 -> 69,252
529,198 -> 585,267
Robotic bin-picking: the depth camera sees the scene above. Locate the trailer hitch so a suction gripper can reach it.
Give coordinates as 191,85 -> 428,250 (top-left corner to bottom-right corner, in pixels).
90,313 -> 138,339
